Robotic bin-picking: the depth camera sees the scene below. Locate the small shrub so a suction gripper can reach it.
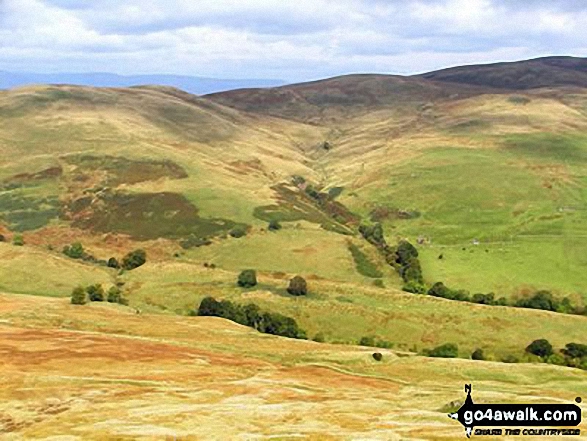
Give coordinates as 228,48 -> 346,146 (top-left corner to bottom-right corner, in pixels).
373,279 -> 385,288
229,227 -> 247,238
372,352 -> 383,361
313,332 -> 325,343
502,354 -> 520,363
107,286 -> 122,303
287,275 -> 307,296
122,249 -> 146,270
268,220 -> 282,231
402,280 -> 426,294
13,234 -> 24,246
428,343 -> 459,358
237,269 -> 257,288
471,348 -> 485,360
0,234 -> 5,242
86,284 -> 105,302
546,353 -> 567,366
525,339 -> 553,358
107,257 -> 120,269
359,336 -> 376,347
516,290 -> 558,312
179,235 -> 212,249
70,286 -> 87,305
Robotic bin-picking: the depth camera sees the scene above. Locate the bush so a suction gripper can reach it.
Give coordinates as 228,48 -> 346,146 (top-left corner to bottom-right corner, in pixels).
70,286 -> 87,305
516,290 -> 558,312
229,227 -> 247,238
313,332 -> 325,343
428,343 -> 459,358
502,354 -> 520,363
107,257 -> 120,269
471,292 -> 496,305
471,348 -> 485,360
358,223 -> 386,247
0,234 -> 5,242
525,339 -> 553,358
428,282 -> 469,301
63,242 -> 84,259
373,279 -> 385,288
359,336 -> 376,347
268,220 -> 282,231
179,235 -> 212,249
561,343 -> 587,359
402,280 -> 427,294
287,275 -> 307,296
372,352 -> 383,362
13,234 -> 24,246
546,353 -> 567,366
107,286 -> 122,303
122,249 -> 146,270
237,269 -> 257,288
86,284 -> 105,302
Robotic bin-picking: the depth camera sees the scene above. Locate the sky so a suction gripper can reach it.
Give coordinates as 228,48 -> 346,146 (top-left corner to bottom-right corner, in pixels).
0,0 -> 585,82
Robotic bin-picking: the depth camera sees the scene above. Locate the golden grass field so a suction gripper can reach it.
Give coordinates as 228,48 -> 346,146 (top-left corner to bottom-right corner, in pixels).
1,292 -> 586,440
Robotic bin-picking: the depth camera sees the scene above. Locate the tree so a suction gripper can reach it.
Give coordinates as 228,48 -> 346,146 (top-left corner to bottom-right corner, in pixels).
107,257 -> 120,269
86,284 -> 105,302
237,269 -> 257,288
63,242 -> 84,259
122,249 -> 146,270
516,290 -> 558,312
107,286 -> 122,303
70,286 -> 87,305
287,275 -> 307,296
428,343 -> 459,358
561,343 -> 587,359
198,297 -> 223,316
525,339 -> 553,358
372,352 -> 383,361
12,234 -> 24,246
268,220 -> 282,231
471,348 -> 485,360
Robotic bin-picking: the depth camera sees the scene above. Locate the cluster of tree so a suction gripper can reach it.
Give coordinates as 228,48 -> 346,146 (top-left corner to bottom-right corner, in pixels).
70,284 -> 128,306
526,339 -> 587,369
405,279 -> 583,317
515,290 -> 578,314
358,223 -> 424,286
237,270 -> 308,296
197,297 -> 306,339
61,243 -> 146,272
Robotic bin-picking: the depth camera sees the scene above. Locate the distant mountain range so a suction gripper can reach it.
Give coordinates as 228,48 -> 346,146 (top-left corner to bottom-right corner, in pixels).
0,71 -> 285,95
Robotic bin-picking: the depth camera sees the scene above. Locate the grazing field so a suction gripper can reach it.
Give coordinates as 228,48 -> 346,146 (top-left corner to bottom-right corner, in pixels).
0,293 -> 585,440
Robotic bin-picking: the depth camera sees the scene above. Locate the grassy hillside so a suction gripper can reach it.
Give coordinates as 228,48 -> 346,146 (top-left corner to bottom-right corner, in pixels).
1,292 -> 585,440
2,59 -> 587,439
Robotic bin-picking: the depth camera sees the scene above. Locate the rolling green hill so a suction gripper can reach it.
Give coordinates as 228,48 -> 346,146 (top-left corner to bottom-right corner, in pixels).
2,56 -> 587,439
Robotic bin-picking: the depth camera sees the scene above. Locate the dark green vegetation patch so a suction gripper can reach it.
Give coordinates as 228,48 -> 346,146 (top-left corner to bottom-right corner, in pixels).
71,191 -> 243,240
0,192 -> 61,232
64,155 -> 188,186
